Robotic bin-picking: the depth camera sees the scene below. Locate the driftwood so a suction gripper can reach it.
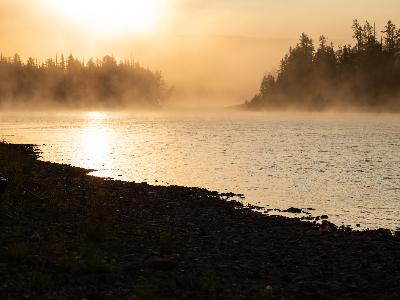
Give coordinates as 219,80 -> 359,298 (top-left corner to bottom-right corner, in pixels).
0,176 -> 7,193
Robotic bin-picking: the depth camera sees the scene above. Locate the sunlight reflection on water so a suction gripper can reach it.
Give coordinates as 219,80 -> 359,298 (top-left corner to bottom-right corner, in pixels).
1,111 -> 399,230
79,124 -> 113,178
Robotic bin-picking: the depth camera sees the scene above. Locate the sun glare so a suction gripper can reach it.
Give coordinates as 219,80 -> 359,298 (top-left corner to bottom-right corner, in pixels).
87,112 -> 106,120
43,0 -> 166,35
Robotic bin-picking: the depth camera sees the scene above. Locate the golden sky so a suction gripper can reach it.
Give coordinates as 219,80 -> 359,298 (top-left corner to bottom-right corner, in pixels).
1,0 -> 399,105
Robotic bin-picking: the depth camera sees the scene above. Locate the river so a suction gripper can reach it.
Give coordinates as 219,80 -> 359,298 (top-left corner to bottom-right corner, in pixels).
1,111 -> 399,230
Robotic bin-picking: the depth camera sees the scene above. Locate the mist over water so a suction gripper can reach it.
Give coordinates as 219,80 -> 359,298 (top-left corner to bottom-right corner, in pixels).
0,35 -> 293,110
2,2 -> 400,297
1,110 -> 399,230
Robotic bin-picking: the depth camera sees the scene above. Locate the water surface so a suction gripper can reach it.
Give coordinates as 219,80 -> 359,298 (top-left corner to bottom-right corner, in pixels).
1,111 -> 399,230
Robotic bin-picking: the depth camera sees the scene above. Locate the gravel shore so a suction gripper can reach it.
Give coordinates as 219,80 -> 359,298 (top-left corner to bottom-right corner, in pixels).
0,142 -> 399,299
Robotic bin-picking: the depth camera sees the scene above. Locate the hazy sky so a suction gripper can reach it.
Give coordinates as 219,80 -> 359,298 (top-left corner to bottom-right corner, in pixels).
1,0 -> 399,106
173,0 -> 400,38
2,0 -> 399,54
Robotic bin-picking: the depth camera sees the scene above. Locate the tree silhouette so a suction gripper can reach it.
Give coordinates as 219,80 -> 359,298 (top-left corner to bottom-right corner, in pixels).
382,21 -> 398,53
246,20 -> 400,111
0,53 -> 164,108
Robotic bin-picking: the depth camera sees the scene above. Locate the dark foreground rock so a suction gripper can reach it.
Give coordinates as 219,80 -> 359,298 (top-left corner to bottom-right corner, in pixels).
0,142 -> 399,299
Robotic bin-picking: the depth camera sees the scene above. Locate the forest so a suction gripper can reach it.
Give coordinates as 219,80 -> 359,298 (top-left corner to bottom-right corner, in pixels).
246,20 -> 400,111
0,54 -> 163,108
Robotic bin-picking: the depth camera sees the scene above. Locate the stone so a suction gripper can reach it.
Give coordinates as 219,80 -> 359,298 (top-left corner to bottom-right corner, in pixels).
285,207 -> 302,214
144,257 -> 176,271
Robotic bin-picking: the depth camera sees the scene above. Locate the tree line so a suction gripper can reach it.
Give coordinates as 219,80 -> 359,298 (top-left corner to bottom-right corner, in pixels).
0,54 -> 164,108
246,20 -> 400,111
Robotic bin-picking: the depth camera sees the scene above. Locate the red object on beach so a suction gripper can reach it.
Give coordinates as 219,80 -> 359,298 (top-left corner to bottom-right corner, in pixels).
319,224 -> 333,234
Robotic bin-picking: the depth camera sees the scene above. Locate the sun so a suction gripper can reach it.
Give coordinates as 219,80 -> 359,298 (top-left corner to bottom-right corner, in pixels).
43,0 -> 167,35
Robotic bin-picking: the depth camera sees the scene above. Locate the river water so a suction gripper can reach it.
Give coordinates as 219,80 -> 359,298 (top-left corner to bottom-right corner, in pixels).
1,111 -> 399,230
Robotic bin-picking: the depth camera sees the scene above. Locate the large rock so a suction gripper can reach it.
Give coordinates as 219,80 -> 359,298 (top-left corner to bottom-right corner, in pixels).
284,207 -> 302,214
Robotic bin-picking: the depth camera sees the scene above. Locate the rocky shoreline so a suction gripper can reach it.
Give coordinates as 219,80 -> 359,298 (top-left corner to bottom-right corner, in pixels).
0,142 -> 399,299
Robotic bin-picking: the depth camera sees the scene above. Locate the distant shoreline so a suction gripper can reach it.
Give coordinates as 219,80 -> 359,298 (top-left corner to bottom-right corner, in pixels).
227,102 -> 400,113
1,142 -> 399,298
1,103 -> 400,113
